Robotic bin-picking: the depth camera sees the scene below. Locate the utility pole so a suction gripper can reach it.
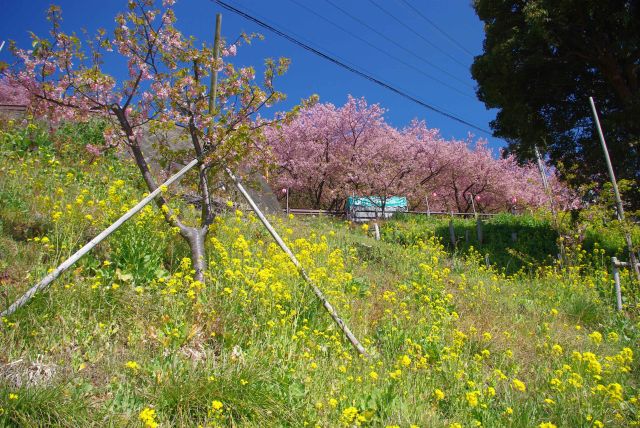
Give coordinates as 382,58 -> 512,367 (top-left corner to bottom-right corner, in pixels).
209,14 -> 222,115
589,97 -> 640,285
208,13 -> 366,355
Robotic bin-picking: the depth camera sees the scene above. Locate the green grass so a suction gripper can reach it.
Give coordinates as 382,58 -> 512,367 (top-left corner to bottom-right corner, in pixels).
0,121 -> 639,427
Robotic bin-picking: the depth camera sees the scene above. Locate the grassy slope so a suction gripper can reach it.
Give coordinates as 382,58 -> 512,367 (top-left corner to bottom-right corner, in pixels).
0,126 -> 639,427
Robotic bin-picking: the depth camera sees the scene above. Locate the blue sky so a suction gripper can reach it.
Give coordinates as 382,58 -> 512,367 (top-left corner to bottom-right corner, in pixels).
1,0 -> 502,151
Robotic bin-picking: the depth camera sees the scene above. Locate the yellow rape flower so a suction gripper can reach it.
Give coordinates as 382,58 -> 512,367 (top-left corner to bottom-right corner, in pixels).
466,391 -> 480,407
125,361 -> 140,372
512,378 -> 526,392
589,331 -> 603,345
400,355 -> 411,367
139,408 -> 159,428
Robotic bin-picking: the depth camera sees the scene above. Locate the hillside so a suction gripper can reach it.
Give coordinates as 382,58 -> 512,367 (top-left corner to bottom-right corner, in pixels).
1,123 -> 639,427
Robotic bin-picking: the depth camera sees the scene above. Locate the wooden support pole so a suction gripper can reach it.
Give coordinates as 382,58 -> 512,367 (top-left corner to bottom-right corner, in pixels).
534,145 -> 556,217
209,13 -> 222,115
469,193 -> 478,219
612,257 -> 623,312
476,218 -> 483,245
449,217 -> 456,247
589,97 -> 640,285
425,195 -> 430,217
1,159 -> 199,318
225,167 -> 368,356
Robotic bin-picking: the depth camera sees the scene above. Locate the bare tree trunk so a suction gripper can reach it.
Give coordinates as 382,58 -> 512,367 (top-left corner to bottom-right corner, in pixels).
113,107 -> 209,283
186,227 -> 207,283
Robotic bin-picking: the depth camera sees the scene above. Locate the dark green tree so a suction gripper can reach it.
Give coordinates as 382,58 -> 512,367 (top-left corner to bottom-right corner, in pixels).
471,0 -> 640,208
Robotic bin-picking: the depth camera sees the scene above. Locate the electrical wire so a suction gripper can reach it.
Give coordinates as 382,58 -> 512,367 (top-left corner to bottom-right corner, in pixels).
320,0 -> 474,90
214,0 -> 492,135
366,0 -> 469,69
398,0 -> 476,57
287,0 -> 474,99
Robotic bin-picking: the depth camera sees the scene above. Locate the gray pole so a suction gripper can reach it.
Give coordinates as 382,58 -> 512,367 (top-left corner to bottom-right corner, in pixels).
589,97 -> 640,284
225,168 -> 368,356
209,14 -> 222,115
534,145 -> 556,216
612,257 -> 623,311
469,193 -> 478,219
204,13 -> 365,356
1,158 -> 199,318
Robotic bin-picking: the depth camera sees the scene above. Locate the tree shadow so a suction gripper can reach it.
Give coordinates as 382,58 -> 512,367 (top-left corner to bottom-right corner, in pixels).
433,216 -> 559,274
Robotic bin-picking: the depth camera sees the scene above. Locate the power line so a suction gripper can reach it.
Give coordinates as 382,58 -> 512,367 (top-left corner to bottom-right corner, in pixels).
213,0 -> 492,135
398,0 -> 476,57
322,0 -> 474,90
286,0 -> 474,99
366,0 -> 469,69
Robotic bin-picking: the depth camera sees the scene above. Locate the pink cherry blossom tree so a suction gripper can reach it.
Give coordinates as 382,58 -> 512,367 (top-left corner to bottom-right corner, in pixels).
266,97 -> 576,214
10,1 -> 293,282
265,96 -> 387,210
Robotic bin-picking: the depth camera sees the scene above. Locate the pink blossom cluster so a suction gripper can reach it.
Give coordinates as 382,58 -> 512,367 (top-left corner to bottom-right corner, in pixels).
264,96 -> 578,213
0,76 -> 31,106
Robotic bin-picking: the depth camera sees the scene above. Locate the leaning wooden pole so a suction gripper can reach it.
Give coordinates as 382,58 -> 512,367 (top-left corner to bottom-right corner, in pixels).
534,145 -> 556,217
589,97 -> 640,285
0,159 -> 199,318
207,13 -> 365,356
226,167 -> 368,356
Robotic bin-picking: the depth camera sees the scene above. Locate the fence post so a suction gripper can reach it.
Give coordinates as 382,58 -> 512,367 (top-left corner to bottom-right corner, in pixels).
374,222 -> 380,241
612,257 -> 622,311
449,214 -> 456,247
425,195 -> 431,217
476,218 -> 483,245
590,97 -> 640,285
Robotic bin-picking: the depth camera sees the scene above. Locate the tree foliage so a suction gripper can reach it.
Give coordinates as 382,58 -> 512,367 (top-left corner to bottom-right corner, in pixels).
471,0 -> 640,205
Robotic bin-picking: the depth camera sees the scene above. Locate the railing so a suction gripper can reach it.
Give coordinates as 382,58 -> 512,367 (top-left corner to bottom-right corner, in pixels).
611,257 -> 640,311
284,208 -> 503,218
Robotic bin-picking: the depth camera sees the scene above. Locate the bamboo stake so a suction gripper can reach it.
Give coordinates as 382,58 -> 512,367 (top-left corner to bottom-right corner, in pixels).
589,97 -> 640,285
208,13 -> 365,356
225,167 -> 368,356
1,159 -> 199,318
611,257 -> 623,311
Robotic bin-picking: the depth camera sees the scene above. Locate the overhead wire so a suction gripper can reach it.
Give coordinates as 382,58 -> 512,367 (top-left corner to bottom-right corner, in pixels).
322,0 -> 474,90
398,0 -> 476,57
286,0 -> 474,99
214,0 -> 493,135
366,0 -> 469,69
